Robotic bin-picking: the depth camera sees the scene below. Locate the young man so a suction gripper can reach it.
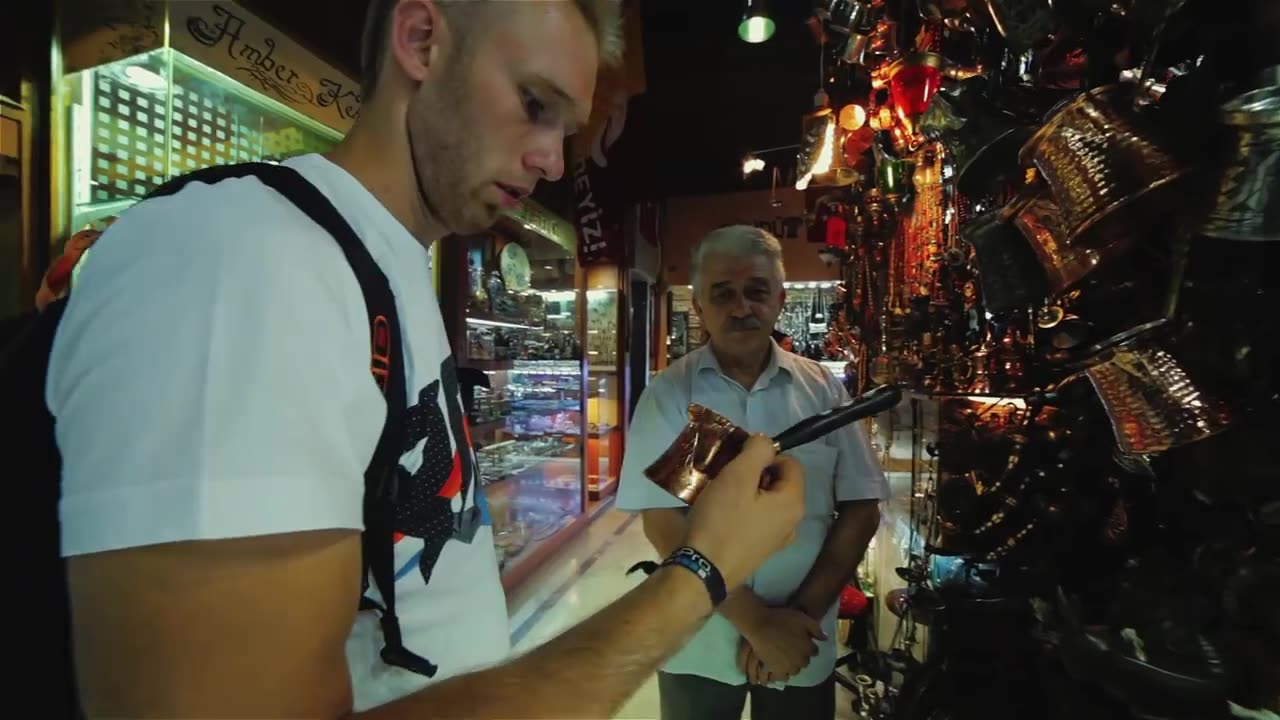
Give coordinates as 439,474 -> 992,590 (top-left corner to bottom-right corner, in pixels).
618,226 -> 886,719
51,2 -> 806,718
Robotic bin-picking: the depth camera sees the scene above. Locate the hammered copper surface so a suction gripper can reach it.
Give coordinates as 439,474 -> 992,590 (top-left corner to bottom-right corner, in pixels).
643,403 -> 750,504
1013,193 -> 1119,294
1020,85 -> 1189,249
1202,85 -> 1280,242
1082,343 -> 1232,455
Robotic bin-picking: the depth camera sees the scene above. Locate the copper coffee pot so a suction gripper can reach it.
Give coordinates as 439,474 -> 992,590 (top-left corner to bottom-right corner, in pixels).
644,384 -> 904,504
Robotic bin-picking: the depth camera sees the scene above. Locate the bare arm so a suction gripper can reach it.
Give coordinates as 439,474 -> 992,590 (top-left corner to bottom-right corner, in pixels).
73,437 -> 804,720
642,508 -> 769,632
788,500 -> 880,619
72,532 -> 716,720
362,563 -> 713,720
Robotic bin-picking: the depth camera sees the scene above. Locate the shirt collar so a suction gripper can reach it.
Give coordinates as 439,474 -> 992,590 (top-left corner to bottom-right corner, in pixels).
695,338 -> 794,389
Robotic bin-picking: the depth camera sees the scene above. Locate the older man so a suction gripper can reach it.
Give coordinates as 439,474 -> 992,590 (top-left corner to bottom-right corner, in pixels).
619,225 -> 886,719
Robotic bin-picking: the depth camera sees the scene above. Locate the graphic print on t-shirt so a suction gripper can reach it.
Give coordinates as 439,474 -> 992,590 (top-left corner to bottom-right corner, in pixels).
395,353 -> 486,563
392,354 -> 488,668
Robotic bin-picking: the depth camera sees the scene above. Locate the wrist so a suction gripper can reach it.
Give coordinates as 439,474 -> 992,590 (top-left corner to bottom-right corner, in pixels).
787,593 -> 821,620
661,546 -> 728,609
653,563 -> 715,617
721,591 -> 770,637
680,533 -> 745,590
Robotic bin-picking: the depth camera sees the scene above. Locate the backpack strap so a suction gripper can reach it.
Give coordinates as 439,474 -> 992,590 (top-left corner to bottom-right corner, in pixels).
148,162 -> 436,677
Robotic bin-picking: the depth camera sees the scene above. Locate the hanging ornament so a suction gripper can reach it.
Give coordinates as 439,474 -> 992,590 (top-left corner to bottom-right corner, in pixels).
889,52 -> 944,133
797,114 -> 837,191
873,134 -> 915,200
839,103 -> 868,131
843,124 -> 875,166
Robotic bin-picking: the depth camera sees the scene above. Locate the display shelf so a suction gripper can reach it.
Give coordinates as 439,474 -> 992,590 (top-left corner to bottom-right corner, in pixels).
60,47 -> 342,234
585,272 -> 624,501
447,216 -> 588,586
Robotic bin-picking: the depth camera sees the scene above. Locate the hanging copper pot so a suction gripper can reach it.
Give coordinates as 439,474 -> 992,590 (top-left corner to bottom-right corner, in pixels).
1064,331 -> 1233,455
1019,85 -> 1191,249
1201,85 -> 1280,242
842,32 -> 871,65
817,0 -> 873,34
961,208 -> 1049,315
1011,192 -> 1130,296
869,19 -> 900,57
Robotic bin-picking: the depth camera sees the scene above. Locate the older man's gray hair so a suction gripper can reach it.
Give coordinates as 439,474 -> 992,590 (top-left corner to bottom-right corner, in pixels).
690,225 -> 787,294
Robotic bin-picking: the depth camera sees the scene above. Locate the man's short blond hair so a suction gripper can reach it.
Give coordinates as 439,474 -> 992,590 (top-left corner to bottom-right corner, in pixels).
361,0 -> 625,100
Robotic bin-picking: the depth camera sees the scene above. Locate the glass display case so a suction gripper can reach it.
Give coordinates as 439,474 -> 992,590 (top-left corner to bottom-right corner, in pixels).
454,225 -> 587,576
586,281 -> 622,499
666,285 -> 701,362
476,360 -> 583,573
58,47 -> 343,233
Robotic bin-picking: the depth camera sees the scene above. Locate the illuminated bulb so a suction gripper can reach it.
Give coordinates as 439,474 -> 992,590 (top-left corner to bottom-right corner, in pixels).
795,116 -> 836,190
813,119 -> 835,175
838,104 -> 867,131
742,156 -> 766,176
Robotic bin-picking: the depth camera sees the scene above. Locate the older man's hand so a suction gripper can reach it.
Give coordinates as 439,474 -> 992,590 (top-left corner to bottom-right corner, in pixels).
736,607 -> 826,684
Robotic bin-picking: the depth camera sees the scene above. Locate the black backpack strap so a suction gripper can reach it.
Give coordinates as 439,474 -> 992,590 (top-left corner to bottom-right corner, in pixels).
148,162 -> 435,677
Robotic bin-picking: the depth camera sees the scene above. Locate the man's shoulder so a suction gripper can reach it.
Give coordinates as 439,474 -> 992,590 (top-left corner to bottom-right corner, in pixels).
91,167 -> 361,287
782,355 -> 840,393
133,169 -> 326,239
646,352 -> 701,396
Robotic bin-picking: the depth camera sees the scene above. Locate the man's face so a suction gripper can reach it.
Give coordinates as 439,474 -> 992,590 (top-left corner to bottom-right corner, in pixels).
404,2 -> 598,234
694,253 -> 785,358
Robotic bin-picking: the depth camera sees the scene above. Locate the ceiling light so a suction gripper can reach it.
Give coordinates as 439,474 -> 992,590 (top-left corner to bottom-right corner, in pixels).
738,0 -> 776,43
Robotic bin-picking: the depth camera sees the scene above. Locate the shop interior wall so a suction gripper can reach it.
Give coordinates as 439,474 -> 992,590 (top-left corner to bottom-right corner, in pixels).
660,187 -> 844,287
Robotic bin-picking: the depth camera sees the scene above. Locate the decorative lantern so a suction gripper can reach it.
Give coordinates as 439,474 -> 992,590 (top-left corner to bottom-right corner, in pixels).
889,52 -> 944,131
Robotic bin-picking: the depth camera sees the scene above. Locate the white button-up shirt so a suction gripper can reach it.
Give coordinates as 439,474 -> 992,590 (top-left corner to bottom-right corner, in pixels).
617,341 -> 887,687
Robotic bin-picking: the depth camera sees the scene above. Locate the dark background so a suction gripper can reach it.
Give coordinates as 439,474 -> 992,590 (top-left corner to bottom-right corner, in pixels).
240,0 -> 820,199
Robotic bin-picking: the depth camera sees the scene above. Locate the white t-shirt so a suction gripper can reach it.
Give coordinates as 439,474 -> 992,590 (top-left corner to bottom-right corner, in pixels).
48,154 -> 510,711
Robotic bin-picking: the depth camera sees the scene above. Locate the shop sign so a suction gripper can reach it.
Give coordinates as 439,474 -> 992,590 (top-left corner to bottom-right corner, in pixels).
60,0 -> 166,75
569,0 -> 649,267
573,157 -> 615,264
503,199 -> 577,255
60,2 -> 361,133
173,1 -> 362,133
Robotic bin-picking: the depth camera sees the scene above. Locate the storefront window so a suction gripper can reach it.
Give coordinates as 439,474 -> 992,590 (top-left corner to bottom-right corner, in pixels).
59,47 -> 342,234
459,228 -> 586,576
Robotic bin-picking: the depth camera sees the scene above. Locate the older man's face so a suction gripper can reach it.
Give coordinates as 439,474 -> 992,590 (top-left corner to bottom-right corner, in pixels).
694,253 -> 785,357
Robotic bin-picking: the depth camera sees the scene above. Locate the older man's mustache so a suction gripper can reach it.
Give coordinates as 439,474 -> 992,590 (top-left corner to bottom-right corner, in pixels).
725,316 -> 763,331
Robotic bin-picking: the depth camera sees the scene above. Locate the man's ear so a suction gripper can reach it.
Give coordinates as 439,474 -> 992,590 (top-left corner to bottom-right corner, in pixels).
388,0 -> 447,86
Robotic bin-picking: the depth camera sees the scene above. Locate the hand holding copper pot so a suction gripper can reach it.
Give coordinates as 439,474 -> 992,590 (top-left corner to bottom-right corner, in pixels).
644,384 -> 904,505
680,435 -> 807,590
